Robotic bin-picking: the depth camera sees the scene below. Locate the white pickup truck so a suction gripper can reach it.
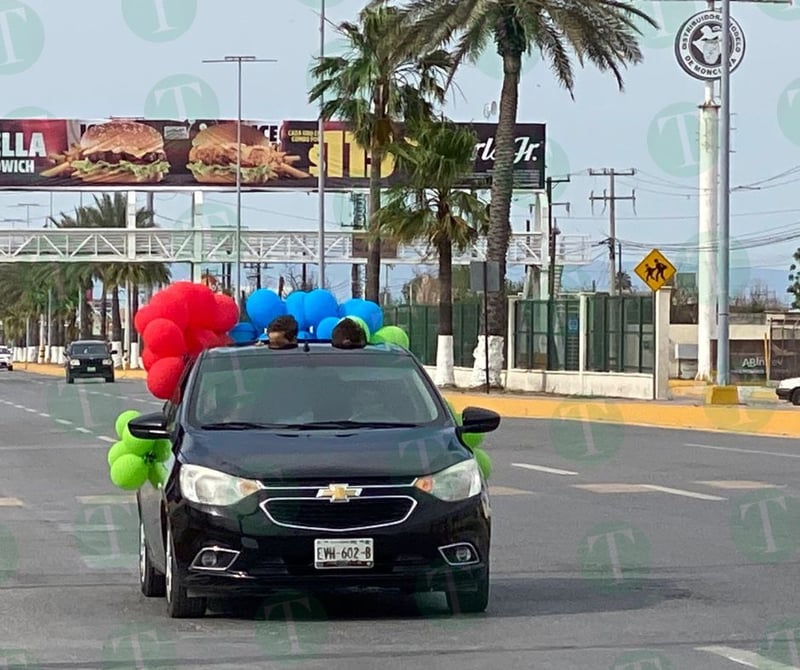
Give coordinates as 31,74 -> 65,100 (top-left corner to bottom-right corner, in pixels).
776,377 -> 800,405
0,346 -> 12,372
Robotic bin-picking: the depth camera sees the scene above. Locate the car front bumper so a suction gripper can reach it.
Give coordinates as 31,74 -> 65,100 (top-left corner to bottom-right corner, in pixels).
68,365 -> 113,378
776,388 -> 792,400
166,487 -> 491,599
0,360 -> 11,369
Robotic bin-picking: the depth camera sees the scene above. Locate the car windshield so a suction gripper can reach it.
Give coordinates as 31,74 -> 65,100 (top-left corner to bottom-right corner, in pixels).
71,343 -> 108,355
187,351 -> 444,429
0,347 -> 9,355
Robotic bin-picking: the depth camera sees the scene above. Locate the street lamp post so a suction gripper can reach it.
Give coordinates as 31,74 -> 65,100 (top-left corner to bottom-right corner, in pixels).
203,55 -> 276,309
13,202 -> 42,227
716,0 -> 731,386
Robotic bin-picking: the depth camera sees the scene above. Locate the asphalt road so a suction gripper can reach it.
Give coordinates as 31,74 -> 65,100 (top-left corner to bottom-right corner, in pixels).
2,370 -> 800,669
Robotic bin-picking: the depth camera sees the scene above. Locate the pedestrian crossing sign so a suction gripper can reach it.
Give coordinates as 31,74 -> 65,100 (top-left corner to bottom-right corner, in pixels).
634,248 -> 676,291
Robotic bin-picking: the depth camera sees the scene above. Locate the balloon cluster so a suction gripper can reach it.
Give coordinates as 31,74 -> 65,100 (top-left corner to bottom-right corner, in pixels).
447,401 -> 492,480
134,282 -> 238,400
107,411 -> 170,491
234,288 -> 411,348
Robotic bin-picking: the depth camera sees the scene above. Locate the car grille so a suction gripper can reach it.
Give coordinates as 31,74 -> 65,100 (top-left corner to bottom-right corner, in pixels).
261,496 -> 416,532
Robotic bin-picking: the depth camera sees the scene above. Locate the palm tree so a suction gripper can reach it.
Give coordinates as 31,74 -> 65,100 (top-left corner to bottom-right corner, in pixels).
308,2 -> 453,303
376,118 -> 488,386
385,0 -> 657,385
616,270 -> 633,293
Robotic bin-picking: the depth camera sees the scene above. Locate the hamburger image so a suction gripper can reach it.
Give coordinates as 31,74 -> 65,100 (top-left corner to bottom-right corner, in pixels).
187,122 -> 309,184
43,121 -> 169,183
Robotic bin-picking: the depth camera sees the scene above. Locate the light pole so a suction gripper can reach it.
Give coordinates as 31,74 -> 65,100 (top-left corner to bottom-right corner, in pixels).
716,0 -> 731,386
0,217 -> 24,228
203,55 -> 276,308
13,202 -> 42,227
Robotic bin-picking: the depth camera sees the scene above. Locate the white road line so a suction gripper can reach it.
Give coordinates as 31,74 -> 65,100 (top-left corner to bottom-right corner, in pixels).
489,486 -> 537,496
0,444 -> 106,451
97,436 -> 115,443
686,443 -> 800,459
697,645 -> 800,669
76,494 -> 135,505
512,462 -> 579,476
55,418 -> 72,425
0,497 -> 23,507
38,412 -> 50,418
24,407 -> 36,413
75,427 -> 92,434
639,485 -> 726,501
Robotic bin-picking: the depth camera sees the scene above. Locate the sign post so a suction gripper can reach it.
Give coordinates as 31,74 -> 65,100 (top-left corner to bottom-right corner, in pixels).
470,261 -> 502,394
634,248 -> 677,400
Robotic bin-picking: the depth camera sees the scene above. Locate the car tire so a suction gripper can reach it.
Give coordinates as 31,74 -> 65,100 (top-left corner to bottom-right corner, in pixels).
66,374 -> 74,384
445,566 -> 489,615
165,525 -> 206,618
139,519 -> 166,598
791,389 -> 800,406
7,366 -> 11,372
105,374 -> 115,383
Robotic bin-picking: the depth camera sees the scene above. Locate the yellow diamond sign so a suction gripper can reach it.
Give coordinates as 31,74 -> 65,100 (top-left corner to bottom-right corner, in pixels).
634,248 -> 676,291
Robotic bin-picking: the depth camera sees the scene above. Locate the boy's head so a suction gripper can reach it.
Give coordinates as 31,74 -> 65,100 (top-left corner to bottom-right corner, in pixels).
331,318 -> 367,349
266,315 -> 298,349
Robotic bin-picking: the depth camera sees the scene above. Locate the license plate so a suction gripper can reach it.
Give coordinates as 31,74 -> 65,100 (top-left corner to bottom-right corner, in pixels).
87,367 -> 95,372
314,538 -> 373,569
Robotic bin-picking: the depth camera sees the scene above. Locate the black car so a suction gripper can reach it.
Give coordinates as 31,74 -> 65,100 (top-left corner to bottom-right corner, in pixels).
130,341 -> 500,619
64,340 -> 116,383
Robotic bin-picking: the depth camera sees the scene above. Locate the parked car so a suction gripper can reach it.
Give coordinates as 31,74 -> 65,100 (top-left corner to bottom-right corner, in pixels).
130,340 -> 500,618
776,377 -> 800,404
64,340 -> 116,383
0,346 -> 12,371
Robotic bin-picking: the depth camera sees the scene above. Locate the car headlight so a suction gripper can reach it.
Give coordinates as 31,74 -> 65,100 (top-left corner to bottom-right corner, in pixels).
414,459 -> 482,502
69,360 -> 80,367
179,464 -> 263,506
102,358 -> 112,365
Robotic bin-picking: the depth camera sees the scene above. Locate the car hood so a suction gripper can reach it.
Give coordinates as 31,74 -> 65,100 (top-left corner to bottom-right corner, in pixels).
178,425 -> 471,482
70,353 -> 109,359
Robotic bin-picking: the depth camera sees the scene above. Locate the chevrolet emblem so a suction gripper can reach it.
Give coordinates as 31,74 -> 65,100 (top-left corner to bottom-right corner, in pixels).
316,483 -> 362,502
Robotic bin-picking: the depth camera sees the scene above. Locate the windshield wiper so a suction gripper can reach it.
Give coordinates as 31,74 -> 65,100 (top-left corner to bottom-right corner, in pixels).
200,421 -> 282,430
277,420 -> 418,430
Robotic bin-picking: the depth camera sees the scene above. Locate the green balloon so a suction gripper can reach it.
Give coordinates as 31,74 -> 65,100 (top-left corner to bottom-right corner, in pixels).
106,440 -> 133,467
110,454 -> 149,490
370,325 -> 410,349
115,409 -> 141,440
122,425 -> 156,457
474,446 -> 492,480
152,439 -> 172,463
148,462 -> 169,488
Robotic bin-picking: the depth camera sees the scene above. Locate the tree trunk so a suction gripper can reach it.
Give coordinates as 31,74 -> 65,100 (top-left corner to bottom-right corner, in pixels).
435,235 -> 455,387
80,281 -> 92,338
365,148 -> 382,303
111,285 -> 122,341
350,265 -> 362,299
131,283 -> 140,344
99,281 -> 107,338
472,49 -> 521,388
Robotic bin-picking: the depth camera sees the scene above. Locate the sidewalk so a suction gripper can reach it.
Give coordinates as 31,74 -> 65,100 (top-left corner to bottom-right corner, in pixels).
11,364 -> 799,438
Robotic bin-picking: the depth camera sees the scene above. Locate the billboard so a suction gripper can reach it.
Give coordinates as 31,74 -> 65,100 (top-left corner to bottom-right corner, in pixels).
0,118 -> 546,192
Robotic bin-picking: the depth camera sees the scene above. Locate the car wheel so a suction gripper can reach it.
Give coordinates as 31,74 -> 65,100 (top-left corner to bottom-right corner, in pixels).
66,374 -> 74,384
139,519 -> 166,597
105,374 -> 115,383
7,366 -> 11,372
791,389 -> 800,406
165,525 -> 206,618
445,566 -> 489,615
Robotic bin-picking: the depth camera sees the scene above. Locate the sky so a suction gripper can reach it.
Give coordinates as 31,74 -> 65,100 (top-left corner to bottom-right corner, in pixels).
0,0 -> 797,303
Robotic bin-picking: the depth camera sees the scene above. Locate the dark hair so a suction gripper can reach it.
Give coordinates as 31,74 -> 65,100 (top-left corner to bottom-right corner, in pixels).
267,315 -> 298,340
331,318 -> 367,349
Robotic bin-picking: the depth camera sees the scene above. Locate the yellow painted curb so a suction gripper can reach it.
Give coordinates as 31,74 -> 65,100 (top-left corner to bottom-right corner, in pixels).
705,385 -> 740,405
19,364 -> 148,380
443,393 -> 800,439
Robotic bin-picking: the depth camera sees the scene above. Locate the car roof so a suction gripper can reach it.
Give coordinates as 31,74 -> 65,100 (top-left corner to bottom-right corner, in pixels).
204,341 -> 412,359
69,340 -> 109,346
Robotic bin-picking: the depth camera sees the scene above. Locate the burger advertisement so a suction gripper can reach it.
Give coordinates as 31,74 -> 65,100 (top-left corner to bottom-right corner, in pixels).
0,118 -> 545,191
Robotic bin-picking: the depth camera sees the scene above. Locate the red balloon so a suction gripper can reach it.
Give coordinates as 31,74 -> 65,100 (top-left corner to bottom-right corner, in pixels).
143,318 -> 187,358
213,293 -> 240,332
147,356 -> 185,401
133,304 -> 157,337
185,328 -> 219,356
141,347 -> 159,371
148,289 -> 190,332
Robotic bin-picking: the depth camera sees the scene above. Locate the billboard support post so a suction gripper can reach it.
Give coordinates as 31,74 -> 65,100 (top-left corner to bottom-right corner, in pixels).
318,0 -> 326,291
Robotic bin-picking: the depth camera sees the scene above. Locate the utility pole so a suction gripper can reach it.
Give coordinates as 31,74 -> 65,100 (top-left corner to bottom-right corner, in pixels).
589,169 -> 636,295
545,176 -> 571,370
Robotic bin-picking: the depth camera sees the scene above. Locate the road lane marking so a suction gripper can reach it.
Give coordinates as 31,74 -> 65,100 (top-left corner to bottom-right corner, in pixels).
573,483 -> 726,500
639,485 -> 726,501
55,418 -> 72,425
697,645 -> 800,669
512,463 -> 579,476
489,486 -> 537,496
0,497 -> 23,507
97,436 -> 115,443
0,444 -> 106,451
686,443 -> 800,459
24,407 -> 36,413
38,412 -> 50,418
696,480 -> 780,490
77,495 -> 136,504
75,427 -> 92,434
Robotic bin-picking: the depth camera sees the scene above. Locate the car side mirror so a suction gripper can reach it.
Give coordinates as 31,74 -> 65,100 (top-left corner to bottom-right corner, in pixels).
457,407 -> 501,434
128,412 -> 170,440
110,350 -> 118,355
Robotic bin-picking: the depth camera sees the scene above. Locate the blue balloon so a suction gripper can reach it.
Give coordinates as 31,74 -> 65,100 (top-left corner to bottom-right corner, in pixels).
340,298 -> 383,334
230,321 -> 258,343
298,330 -> 312,340
246,289 -> 285,330
315,316 -> 339,340
305,289 -> 339,329
285,291 -> 308,330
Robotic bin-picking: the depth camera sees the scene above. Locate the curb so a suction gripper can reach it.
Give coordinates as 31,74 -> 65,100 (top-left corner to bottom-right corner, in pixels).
14,365 -> 798,439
